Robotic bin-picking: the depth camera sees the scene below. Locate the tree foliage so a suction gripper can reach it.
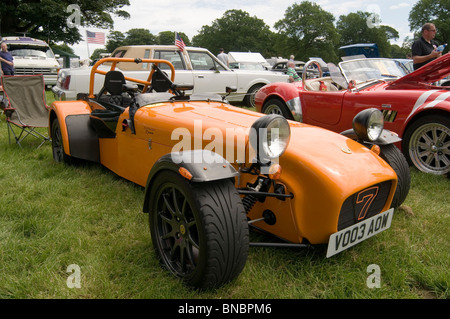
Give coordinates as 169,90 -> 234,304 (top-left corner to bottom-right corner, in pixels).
274,1 -> 340,63
90,48 -> 109,60
157,31 -> 191,46
0,0 -> 130,44
192,9 -> 276,57
336,12 -> 399,58
104,30 -> 191,53
51,43 -> 75,55
123,28 -> 156,46
105,31 -> 126,53
2,0 -> 424,62
408,0 -> 449,52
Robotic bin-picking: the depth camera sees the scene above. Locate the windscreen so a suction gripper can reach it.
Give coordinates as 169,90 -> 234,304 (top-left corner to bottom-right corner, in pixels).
9,45 -> 55,59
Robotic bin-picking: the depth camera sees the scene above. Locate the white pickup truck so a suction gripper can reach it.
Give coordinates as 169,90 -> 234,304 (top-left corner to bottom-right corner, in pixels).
52,45 -> 288,107
2,36 -> 60,87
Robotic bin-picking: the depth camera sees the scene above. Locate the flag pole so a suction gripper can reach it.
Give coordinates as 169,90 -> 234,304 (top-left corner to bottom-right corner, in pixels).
86,30 -> 90,60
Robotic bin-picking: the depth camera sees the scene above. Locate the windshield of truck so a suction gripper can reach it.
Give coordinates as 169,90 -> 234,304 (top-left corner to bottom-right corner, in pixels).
10,45 -> 55,59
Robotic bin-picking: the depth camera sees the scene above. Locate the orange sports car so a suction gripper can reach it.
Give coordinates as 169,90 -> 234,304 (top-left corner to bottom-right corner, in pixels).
49,58 -> 406,289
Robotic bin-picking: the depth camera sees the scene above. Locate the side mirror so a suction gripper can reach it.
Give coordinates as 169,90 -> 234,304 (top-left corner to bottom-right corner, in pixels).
348,80 -> 357,91
226,86 -> 237,94
223,86 -> 237,101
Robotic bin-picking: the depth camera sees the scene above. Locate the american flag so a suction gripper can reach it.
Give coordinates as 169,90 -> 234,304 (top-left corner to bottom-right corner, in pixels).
86,31 -> 105,45
175,32 -> 186,51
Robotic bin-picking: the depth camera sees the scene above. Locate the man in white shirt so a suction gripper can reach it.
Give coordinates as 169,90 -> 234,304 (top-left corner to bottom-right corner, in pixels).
217,48 -> 229,67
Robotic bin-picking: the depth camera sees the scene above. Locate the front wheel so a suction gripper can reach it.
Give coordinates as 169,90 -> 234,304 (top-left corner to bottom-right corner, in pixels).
379,144 -> 411,209
51,119 -> 73,164
262,98 -> 294,120
148,170 -> 249,289
402,115 -> 450,175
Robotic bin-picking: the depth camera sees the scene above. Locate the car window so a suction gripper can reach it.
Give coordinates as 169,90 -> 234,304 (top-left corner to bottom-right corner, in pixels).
188,51 -> 226,71
154,50 -> 185,70
112,50 -> 127,58
273,63 -> 286,70
142,49 -> 151,70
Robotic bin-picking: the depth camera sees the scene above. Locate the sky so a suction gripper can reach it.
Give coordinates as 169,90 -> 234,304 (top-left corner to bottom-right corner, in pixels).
72,0 -> 420,60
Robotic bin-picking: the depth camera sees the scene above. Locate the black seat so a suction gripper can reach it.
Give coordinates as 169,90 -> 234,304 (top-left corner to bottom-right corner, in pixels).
150,68 -> 173,93
97,70 -> 127,109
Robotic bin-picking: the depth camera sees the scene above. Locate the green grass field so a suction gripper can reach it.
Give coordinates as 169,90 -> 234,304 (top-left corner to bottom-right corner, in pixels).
0,93 -> 448,299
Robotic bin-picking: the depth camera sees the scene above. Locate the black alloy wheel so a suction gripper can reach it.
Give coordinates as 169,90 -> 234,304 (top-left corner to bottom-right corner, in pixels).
149,170 -> 249,289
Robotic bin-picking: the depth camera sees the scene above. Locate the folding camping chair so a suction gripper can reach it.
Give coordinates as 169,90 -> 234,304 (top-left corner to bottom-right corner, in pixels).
1,75 -> 50,148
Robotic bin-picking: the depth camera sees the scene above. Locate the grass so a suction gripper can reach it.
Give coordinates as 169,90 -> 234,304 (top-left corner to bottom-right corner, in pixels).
0,92 -> 448,299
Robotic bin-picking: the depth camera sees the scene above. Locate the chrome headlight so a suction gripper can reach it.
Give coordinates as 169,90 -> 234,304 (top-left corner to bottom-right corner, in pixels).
352,108 -> 384,142
249,114 -> 291,163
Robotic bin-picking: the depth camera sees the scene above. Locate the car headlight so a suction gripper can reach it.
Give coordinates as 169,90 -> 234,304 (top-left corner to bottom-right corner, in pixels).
249,114 -> 291,163
352,108 -> 384,142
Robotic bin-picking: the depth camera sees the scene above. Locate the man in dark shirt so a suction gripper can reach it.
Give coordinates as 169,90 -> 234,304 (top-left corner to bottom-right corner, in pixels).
0,42 -> 15,75
411,23 -> 441,70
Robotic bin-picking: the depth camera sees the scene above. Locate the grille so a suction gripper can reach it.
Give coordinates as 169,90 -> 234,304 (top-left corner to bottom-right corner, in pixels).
15,67 -> 56,75
338,181 -> 392,231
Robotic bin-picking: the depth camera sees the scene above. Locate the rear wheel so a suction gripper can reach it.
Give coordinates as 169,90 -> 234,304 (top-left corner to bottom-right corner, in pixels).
244,84 -> 264,108
379,144 -> 411,209
148,170 -> 249,289
402,115 -> 450,175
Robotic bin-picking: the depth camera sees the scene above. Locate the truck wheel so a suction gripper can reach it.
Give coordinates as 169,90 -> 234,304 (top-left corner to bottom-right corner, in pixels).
262,98 -> 295,120
244,84 -> 264,108
51,119 -> 73,164
402,114 -> 450,175
148,170 -> 249,289
379,144 -> 411,209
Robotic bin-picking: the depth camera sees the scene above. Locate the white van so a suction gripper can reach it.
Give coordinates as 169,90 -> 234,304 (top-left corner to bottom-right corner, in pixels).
1,36 -> 60,87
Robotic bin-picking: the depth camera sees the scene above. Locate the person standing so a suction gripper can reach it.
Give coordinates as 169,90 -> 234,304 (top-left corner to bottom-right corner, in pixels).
217,48 -> 229,67
0,42 -> 14,75
411,23 -> 441,70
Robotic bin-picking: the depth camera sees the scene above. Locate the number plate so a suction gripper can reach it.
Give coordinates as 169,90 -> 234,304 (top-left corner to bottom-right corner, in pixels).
326,208 -> 394,258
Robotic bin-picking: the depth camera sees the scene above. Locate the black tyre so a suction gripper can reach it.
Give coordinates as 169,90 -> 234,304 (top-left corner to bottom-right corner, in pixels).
244,84 -> 264,108
262,98 -> 295,120
51,119 -> 73,164
148,170 -> 249,289
379,144 -> 411,209
402,114 -> 450,175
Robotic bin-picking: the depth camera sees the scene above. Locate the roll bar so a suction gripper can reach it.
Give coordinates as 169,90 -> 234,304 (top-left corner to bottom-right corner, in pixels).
88,58 -> 176,98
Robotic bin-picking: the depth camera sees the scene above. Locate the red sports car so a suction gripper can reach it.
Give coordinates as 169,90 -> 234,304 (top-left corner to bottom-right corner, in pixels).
255,53 -> 450,175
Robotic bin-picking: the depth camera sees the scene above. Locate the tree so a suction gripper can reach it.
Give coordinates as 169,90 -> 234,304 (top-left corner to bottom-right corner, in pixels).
0,0 -> 130,44
105,31 -> 126,53
157,31 -> 191,46
274,1 -> 340,63
90,48 -> 109,60
123,28 -> 156,46
336,11 -> 400,58
192,9 -> 276,57
390,44 -> 410,59
408,0 -> 449,52
51,43 -> 75,55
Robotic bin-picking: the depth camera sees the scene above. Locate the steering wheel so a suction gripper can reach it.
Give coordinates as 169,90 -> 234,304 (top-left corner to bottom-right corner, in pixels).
302,60 -> 323,83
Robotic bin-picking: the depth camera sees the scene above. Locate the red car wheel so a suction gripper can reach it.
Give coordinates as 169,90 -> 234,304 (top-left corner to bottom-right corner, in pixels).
403,114 -> 450,175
